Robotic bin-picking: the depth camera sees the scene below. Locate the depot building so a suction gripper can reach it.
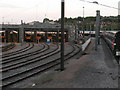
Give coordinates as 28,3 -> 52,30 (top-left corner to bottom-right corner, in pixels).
1,21 -> 76,43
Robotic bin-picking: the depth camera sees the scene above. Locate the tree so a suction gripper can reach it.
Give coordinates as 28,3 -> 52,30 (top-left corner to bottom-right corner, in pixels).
43,18 -> 49,23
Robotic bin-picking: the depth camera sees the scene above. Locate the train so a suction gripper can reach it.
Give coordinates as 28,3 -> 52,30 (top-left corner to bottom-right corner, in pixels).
25,34 -> 31,42
1,32 -> 5,42
37,34 -> 41,40
25,33 -> 42,42
101,31 -> 120,63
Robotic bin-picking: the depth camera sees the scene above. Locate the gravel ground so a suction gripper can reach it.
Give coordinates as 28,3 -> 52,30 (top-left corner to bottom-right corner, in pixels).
2,43 -> 58,78
26,38 -> 118,88
1,43 -> 9,48
2,43 -> 44,63
5,43 -> 77,88
2,43 -> 29,55
1,43 -> 7,47
2,43 -> 37,60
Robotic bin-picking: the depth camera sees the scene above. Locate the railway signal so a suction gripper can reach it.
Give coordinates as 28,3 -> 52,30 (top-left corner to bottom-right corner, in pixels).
21,38 -> 23,46
4,39 -> 6,44
37,37 -> 41,43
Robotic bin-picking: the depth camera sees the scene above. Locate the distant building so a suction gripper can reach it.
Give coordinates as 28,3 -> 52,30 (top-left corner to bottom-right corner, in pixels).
28,21 -> 42,25
43,18 -> 57,24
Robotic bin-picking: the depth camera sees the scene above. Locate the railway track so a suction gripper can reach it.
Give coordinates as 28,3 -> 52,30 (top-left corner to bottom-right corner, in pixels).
2,43 -> 58,72
2,43 -> 31,55
1,43 -> 50,70
1,43 -> 34,58
2,44 -> 81,88
2,44 -> 16,52
1,43 -> 48,61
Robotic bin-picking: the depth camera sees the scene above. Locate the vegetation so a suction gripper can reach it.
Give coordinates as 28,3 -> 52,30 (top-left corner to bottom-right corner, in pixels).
54,16 -> 96,30
43,18 -> 53,23
45,16 -> 120,31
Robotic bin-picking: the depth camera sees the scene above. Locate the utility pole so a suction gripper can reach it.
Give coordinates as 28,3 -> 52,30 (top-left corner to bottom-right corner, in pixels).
60,0 -> 65,71
95,10 -> 100,50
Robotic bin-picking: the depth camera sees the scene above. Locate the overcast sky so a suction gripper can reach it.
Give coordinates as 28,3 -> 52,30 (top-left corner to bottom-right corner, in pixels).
0,0 -> 120,24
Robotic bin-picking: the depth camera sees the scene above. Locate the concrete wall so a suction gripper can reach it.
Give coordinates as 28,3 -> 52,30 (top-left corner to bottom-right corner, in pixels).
68,25 -> 75,43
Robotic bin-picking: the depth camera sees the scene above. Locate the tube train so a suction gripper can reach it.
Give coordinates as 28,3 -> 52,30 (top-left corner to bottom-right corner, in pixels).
1,32 -> 5,42
25,33 -> 42,42
25,34 -> 31,42
101,31 -> 120,63
37,34 -> 41,40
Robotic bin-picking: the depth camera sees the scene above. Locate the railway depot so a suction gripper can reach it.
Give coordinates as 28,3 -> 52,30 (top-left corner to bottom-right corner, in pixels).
1,0 -> 120,89
1,22 -> 76,43
1,19 -> 120,88
1,13 -> 120,88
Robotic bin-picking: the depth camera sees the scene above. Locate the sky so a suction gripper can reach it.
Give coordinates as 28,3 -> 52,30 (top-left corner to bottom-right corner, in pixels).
0,0 -> 120,24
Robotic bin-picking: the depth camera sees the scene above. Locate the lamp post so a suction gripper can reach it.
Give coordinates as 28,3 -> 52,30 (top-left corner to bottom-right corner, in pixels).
83,6 -> 85,38
60,0 -> 65,71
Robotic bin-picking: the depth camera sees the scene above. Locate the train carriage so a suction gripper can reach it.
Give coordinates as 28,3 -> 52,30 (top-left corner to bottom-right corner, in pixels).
102,31 -> 120,63
115,31 -> 120,57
